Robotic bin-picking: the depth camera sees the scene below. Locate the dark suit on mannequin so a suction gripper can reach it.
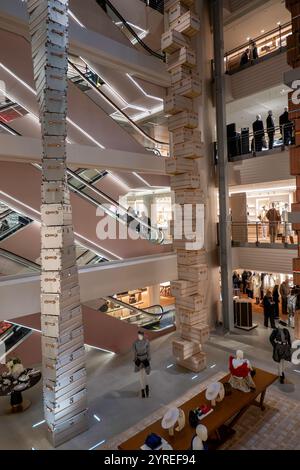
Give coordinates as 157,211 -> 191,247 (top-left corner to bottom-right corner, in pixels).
252,116 -> 265,152
279,109 -> 292,146
266,112 -> 275,150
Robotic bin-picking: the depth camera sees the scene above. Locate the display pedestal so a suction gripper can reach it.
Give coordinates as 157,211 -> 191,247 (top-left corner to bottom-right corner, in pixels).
233,297 -> 258,331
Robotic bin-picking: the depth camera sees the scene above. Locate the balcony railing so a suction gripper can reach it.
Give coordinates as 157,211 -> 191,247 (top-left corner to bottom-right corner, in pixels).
230,222 -> 297,247
224,20 -> 292,74
227,123 -> 295,161
141,0 -> 164,14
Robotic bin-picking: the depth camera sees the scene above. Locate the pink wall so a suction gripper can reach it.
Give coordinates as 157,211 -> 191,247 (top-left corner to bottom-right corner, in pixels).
1,222 -> 40,263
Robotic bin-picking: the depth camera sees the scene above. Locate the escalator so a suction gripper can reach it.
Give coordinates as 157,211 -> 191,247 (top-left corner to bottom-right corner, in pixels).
99,295 -> 175,330
67,58 -> 169,157
0,203 -> 32,243
2,121 -> 165,245
95,0 -> 165,61
0,321 -> 32,362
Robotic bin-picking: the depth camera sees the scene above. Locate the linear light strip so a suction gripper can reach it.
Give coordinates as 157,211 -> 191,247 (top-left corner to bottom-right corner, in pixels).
68,9 -> 85,28
126,74 -> 164,103
0,64 -> 105,148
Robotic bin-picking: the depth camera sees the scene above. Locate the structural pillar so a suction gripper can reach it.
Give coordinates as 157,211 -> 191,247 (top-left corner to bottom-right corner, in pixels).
162,0 -> 210,372
212,0 -> 234,331
148,284 -> 161,306
26,1 -> 88,446
286,0 -> 300,339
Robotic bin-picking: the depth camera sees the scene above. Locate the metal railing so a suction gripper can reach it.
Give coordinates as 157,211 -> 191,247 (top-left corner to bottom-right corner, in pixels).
230,221 -> 297,246
225,20 -> 292,74
227,123 -> 295,160
141,0 -> 164,14
96,0 -> 165,61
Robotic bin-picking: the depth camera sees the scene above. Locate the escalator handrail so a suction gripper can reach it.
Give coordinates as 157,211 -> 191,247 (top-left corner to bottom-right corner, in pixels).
0,209 -> 13,222
0,247 -> 40,272
0,121 -> 22,136
105,296 -> 164,318
65,168 -> 163,243
68,60 -> 169,148
96,0 -> 165,62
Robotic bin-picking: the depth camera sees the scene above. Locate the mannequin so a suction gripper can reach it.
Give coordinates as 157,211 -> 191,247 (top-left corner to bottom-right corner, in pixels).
229,350 -> 256,393
280,278 -> 290,315
266,110 -> 275,150
266,203 -> 281,243
133,330 -> 151,398
191,424 -> 208,450
281,203 -> 294,244
270,320 -> 292,384
252,114 -> 265,152
253,272 -> 261,304
279,107 -> 293,146
258,206 -> 268,239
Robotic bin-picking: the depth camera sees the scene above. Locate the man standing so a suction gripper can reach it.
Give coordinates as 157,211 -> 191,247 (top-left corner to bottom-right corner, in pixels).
280,279 -> 290,316
266,110 -> 275,150
252,115 -> 265,152
279,107 -> 293,146
266,203 -> 281,243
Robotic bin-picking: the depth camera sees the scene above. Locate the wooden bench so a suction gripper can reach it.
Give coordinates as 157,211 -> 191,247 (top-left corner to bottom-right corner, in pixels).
118,367 -> 278,450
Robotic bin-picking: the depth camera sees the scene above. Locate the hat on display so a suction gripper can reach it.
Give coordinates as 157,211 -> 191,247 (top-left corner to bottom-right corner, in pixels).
161,407 -> 179,429
205,382 -> 221,401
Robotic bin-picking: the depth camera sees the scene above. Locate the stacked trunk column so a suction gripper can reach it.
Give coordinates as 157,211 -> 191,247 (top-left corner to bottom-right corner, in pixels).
287,0 -> 300,339
162,0 -> 209,372
26,0 -> 88,446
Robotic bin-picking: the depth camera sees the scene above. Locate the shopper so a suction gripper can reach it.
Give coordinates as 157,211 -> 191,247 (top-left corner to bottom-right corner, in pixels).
266,202 -> 281,243
263,289 -> 275,328
250,41 -> 259,60
273,284 -> 280,320
240,49 -> 250,66
242,270 -> 248,294
280,279 -> 290,315
266,110 -> 275,150
246,275 -> 254,299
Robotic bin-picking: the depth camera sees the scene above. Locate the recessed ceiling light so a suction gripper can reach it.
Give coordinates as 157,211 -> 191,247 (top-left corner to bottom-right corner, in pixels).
247,37 -> 250,40
261,29 -> 265,33
277,21 -> 281,25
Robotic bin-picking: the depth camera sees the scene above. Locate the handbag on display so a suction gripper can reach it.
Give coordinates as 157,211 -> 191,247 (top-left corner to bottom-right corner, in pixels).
189,409 -> 199,428
145,433 -> 162,450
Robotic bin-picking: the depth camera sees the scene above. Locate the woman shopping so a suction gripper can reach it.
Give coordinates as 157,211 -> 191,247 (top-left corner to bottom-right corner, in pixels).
263,289 -> 276,328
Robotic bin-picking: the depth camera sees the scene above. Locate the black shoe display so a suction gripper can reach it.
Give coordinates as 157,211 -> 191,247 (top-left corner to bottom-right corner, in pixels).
145,385 -> 149,397
141,389 -> 145,398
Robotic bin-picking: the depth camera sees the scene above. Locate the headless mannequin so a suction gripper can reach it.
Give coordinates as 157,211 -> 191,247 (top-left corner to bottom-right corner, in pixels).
252,114 -> 265,153
266,203 -> 280,243
270,320 -> 292,384
191,424 -> 208,450
133,331 -> 151,398
266,110 -> 275,150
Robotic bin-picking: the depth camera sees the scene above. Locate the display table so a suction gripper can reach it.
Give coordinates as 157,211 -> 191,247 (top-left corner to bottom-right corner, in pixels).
233,297 -> 258,331
118,368 -> 277,450
0,368 -> 41,414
